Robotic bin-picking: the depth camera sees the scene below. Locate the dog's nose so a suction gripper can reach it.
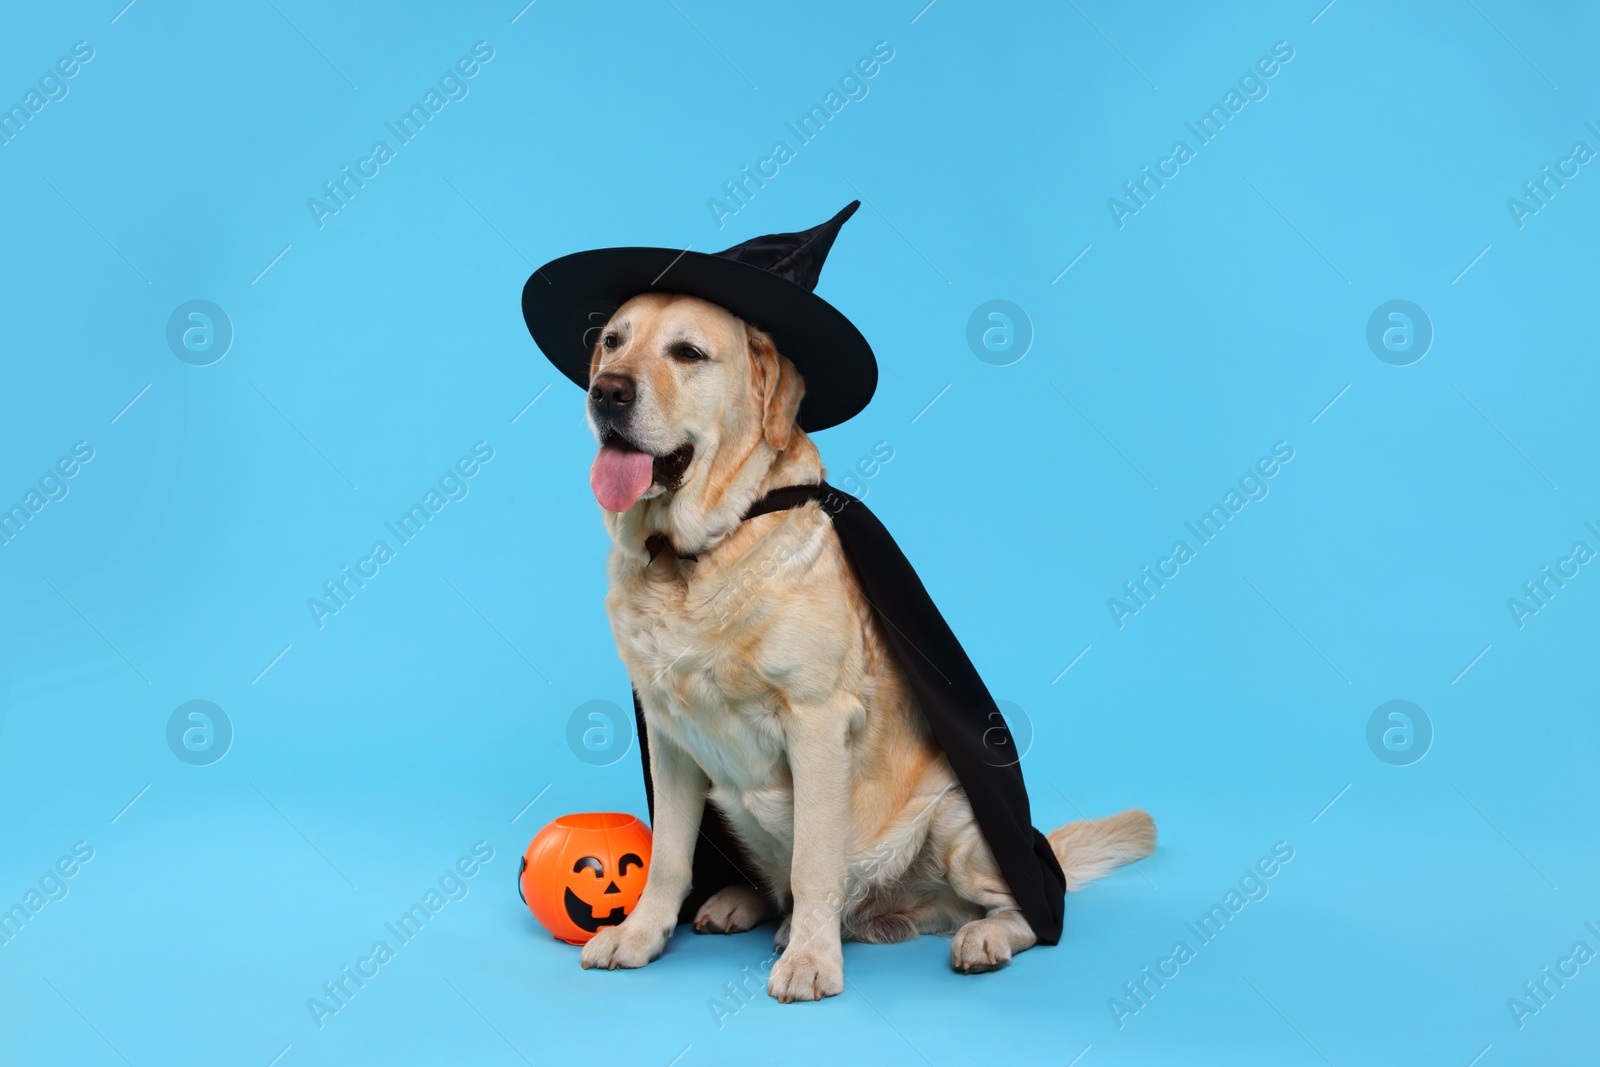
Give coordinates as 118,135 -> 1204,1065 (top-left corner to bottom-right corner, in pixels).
589,373 -> 636,415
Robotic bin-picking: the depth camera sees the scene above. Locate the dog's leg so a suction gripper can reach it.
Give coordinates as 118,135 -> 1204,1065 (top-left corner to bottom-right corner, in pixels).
582,729 -> 706,970
694,885 -> 777,934
944,824 -> 1038,974
767,694 -> 854,1002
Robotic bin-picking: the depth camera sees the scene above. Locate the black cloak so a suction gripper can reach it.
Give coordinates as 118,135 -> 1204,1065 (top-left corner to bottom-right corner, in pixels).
630,482 -> 1067,945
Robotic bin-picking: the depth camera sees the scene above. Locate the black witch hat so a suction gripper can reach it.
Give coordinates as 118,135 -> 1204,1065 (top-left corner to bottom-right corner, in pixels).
521,202 -> 876,432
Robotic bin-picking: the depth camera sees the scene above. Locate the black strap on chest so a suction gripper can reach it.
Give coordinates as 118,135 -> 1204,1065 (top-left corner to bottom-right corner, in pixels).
643,482 -> 839,563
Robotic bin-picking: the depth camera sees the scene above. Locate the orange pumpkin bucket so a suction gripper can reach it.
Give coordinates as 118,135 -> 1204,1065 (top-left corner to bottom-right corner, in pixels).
519,813 -> 653,945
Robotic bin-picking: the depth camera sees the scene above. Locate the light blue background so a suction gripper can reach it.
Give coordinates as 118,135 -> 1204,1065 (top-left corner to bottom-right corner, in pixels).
2,2 -> 1596,1064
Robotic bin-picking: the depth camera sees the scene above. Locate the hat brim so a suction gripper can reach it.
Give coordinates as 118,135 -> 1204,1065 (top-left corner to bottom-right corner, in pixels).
521,247 -> 877,432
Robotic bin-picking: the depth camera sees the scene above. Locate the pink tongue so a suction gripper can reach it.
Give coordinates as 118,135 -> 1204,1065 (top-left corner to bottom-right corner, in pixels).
590,442 -> 655,512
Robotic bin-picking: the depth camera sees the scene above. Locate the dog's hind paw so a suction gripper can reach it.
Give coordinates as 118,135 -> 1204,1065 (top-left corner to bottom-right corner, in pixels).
767,946 -> 843,1002
694,885 -> 776,934
773,914 -> 792,952
950,917 -> 1015,974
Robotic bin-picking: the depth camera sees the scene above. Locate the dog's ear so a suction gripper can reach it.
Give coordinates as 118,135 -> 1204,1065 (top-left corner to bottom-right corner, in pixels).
748,326 -> 804,451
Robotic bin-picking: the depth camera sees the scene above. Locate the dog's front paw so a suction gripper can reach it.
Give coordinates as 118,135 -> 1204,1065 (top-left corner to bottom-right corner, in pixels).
580,919 -> 669,970
950,917 -> 1014,974
767,945 -> 843,1002
694,885 -> 775,934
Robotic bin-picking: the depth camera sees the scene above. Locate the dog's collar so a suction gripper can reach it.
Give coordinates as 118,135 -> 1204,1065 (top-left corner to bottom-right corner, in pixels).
643,482 -> 847,563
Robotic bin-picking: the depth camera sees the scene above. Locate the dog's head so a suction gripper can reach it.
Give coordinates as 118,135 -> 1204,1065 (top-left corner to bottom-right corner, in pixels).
585,293 -> 812,544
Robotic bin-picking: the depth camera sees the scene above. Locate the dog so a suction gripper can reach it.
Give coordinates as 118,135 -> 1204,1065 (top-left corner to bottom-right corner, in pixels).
576,291 -> 1155,1001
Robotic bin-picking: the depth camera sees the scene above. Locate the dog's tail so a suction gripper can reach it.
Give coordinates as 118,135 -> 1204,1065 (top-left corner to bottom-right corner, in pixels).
1047,809 -> 1157,890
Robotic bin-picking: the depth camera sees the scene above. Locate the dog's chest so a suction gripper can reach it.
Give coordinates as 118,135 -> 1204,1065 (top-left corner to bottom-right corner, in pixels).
607,556 -> 794,789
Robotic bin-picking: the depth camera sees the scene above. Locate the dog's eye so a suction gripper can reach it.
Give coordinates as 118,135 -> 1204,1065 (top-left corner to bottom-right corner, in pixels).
602,333 -> 620,350
669,342 -> 706,363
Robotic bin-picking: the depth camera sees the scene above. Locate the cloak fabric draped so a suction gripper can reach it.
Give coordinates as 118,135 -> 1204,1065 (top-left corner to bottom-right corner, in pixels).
631,481 -> 1067,945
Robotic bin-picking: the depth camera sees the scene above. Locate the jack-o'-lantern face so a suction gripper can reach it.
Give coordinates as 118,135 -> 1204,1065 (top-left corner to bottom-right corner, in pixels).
520,812 -> 653,945
564,851 -> 645,933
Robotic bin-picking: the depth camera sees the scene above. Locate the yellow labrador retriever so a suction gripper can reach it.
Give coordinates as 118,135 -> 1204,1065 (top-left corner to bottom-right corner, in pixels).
579,291 -> 1155,1001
